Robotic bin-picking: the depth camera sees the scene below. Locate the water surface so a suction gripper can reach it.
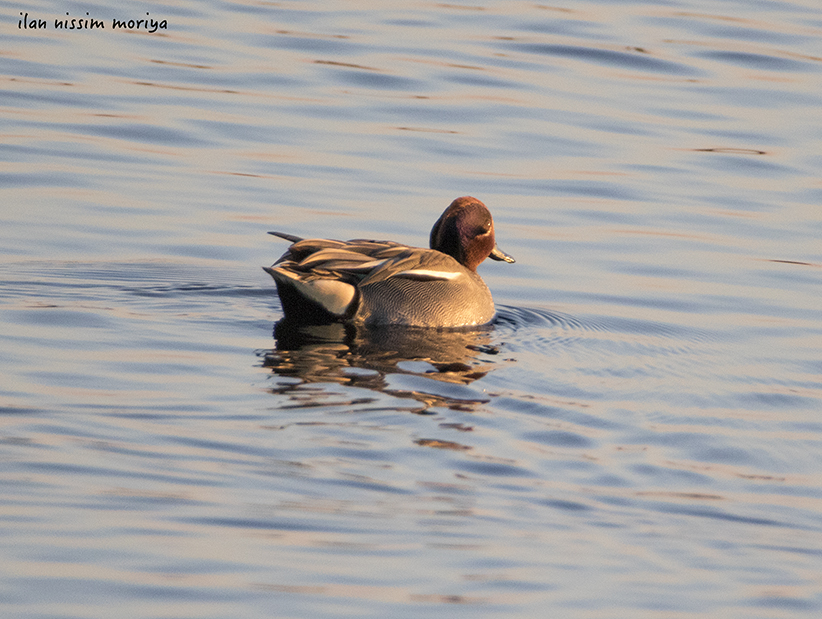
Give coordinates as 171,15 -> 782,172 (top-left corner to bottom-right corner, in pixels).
2,1 -> 822,617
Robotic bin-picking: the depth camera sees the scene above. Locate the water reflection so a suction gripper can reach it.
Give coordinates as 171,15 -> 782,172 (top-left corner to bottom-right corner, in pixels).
260,318 -> 505,412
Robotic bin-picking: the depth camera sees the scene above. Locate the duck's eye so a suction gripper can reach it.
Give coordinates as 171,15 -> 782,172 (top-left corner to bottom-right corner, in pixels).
475,220 -> 492,235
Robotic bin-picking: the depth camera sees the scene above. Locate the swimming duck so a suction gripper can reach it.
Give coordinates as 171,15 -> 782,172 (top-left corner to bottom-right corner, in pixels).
263,196 -> 514,327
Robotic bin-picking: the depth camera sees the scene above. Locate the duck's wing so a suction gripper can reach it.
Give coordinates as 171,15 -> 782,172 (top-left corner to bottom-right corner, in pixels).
269,238 -> 404,272
359,247 -> 465,286
263,238 -> 408,318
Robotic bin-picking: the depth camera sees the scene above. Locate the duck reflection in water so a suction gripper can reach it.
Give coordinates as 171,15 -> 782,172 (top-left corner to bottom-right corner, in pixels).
260,318 -> 507,414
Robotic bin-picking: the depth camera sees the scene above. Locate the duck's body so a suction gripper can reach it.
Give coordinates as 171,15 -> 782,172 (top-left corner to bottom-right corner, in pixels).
264,197 -> 514,328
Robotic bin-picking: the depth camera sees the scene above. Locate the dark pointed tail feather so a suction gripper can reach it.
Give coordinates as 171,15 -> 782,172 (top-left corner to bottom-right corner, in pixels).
268,231 -> 303,243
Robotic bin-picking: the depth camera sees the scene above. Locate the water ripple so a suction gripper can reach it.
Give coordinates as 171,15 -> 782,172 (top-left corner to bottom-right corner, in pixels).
511,43 -> 704,76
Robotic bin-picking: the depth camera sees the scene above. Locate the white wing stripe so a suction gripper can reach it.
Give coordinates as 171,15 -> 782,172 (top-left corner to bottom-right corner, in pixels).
393,269 -> 462,281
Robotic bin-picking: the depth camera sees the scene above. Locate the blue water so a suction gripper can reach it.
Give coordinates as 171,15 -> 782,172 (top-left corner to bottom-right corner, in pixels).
2,1 -> 822,617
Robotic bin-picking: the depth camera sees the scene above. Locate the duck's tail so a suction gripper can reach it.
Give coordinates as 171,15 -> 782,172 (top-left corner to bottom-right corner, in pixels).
267,231 -> 303,243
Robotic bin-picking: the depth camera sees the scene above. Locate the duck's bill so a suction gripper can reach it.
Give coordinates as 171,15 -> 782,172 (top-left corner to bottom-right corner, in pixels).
490,245 -> 515,263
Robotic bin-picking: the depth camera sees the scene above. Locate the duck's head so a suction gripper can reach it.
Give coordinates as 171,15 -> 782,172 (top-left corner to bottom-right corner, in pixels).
429,196 -> 515,271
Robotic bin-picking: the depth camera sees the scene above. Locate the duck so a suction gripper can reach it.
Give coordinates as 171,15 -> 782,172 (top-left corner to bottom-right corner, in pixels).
263,196 -> 514,327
